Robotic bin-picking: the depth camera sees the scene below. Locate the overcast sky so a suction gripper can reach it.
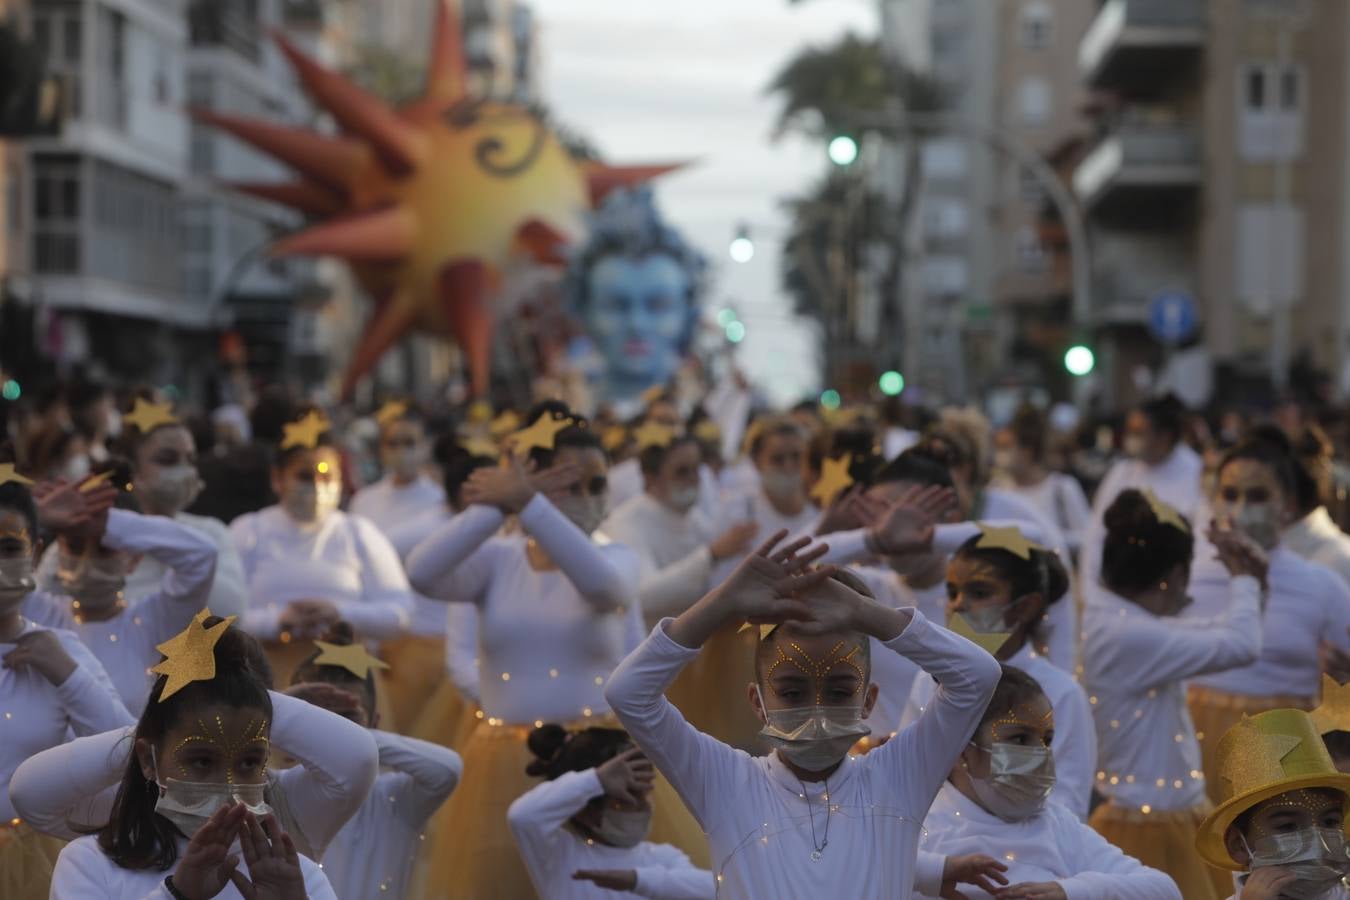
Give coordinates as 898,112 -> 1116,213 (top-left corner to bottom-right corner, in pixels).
532,0 -> 878,407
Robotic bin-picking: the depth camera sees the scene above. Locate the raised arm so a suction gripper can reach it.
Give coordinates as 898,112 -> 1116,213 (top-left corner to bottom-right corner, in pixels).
445,601 -> 481,701
404,504 -> 503,603
635,544 -> 714,621
518,494 -> 638,612
10,726 -> 132,840
195,517 -> 248,619
56,633 -> 136,735
102,509 -> 217,641
372,729 -> 462,826
507,769 -> 607,864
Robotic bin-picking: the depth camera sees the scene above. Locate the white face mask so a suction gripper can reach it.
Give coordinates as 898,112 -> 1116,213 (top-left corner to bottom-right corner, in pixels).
756,685 -> 871,772
966,741 -> 1056,822
152,750 -> 272,837
139,464 -> 202,515
664,485 -> 700,513
1218,501 -> 1281,550
593,806 -> 652,848
55,552 -> 127,610
762,471 -> 803,502
1245,826 -> 1350,900
555,494 -> 608,535
283,481 -> 341,524
0,558 -> 35,614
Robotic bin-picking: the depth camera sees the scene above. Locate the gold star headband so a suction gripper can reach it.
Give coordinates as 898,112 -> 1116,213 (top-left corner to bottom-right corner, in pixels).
281,411 -> 331,450
0,463 -> 33,488
459,435 -> 500,459
601,426 -> 629,453
1312,673 -> 1350,736
640,385 -> 667,406
693,420 -> 721,444
124,398 -> 179,433
312,640 -> 390,680
632,421 -> 675,452
1142,488 -> 1190,533
489,410 -> 522,439
152,609 -> 237,701
809,455 -> 854,507
374,399 -> 409,428
508,412 -> 573,455
975,524 -> 1042,560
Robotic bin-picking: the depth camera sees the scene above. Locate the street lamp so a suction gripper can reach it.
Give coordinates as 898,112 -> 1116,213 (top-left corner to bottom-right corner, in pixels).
725,321 -> 746,344
827,135 -> 860,167
1064,345 -> 1095,377
879,370 -> 904,396
729,232 -> 755,264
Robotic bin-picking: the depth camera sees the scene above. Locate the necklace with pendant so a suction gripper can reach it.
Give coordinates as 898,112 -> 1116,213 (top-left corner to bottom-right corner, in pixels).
797,774 -> 831,861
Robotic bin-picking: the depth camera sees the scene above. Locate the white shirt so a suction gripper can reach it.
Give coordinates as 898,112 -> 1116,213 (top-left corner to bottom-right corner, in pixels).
10,691 -> 379,862
710,489 -> 820,587
230,507 -> 414,640
321,730 -> 461,899
21,509 -> 219,712
1082,577 -> 1262,813
50,834 -> 336,900
350,474 -> 451,638
407,494 -> 643,724
604,612 -> 1002,900
850,566 -> 946,738
1186,545 -> 1350,699
999,474 -> 1092,553
0,622 -> 133,822
900,643 -> 1097,821
508,768 -> 714,900
1283,506 -> 1350,589
603,493 -> 718,626
912,784 -> 1181,899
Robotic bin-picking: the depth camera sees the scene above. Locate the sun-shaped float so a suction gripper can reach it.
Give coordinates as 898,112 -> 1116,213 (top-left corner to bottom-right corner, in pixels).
197,0 -> 678,397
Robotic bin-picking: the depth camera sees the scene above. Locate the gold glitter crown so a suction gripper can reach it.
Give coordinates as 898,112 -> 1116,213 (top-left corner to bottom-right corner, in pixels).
1195,708 -> 1350,870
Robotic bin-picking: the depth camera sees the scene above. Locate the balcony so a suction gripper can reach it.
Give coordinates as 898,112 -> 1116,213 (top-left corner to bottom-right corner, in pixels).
1080,0 -> 1205,92
1073,124 -> 1201,223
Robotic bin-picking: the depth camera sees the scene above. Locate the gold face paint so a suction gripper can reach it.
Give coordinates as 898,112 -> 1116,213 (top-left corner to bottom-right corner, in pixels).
1247,789 -> 1344,839
990,703 -> 1055,745
764,639 -> 866,704
173,715 -> 271,784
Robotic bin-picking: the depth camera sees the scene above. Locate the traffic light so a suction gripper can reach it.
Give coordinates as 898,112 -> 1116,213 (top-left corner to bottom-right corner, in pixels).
820,389 -> 842,410
827,135 -> 859,167
1064,344 -> 1095,377
878,370 -> 904,396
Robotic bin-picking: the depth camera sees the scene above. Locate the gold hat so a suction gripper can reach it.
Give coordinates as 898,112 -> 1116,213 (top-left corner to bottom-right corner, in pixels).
1195,708 -> 1350,870
1311,673 -> 1350,736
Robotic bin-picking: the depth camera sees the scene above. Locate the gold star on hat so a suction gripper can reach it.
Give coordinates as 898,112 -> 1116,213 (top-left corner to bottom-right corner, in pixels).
281,411 -> 331,450
948,611 -> 1014,656
508,413 -> 572,455
489,410 -> 522,439
809,455 -> 854,507
312,640 -> 390,680
633,422 -> 675,452
374,399 -> 408,427
0,463 -> 33,488
975,524 -> 1041,560
459,435 -> 500,459
1142,488 -> 1189,533
1312,673 -> 1350,736
124,398 -> 179,434
152,609 -> 237,701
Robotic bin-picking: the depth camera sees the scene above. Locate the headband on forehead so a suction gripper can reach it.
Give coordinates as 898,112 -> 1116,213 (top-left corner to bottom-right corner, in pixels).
281,410 -> 331,451
633,422 -> 675,452
124,398 -> 178,433
508,412 -> 574,455
311,640 -> 390,680
374,399 -> 409,427
152,609 -> 237,701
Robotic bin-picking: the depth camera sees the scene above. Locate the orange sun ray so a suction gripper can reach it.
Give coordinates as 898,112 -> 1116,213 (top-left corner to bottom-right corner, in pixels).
585,162 -> 688,206
341,288 -> 420,399
227,180 -> 344,217
271,204 -> 418,261
514,219 -> 570,266
440,259 -> 494,397
423,0 -> 469,111
192,109 -> 369,190
273,31 -> 428,174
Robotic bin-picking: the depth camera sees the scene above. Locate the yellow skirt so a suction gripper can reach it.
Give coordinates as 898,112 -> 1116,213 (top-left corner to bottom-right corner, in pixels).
0,823 -> 66,899
666,623 -> 764,753
265,638 -> 399,733
1089,801 -> 1227,900
408,717 -> 710,900
410,678 -> 479,750
380,635 -> 450,736
1187,686 -> 1314,807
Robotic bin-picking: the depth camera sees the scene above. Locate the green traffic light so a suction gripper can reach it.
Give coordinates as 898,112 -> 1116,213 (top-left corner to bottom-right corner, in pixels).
0,380 -> 19,401
879,371 -> 904,396
820,389 -> 842,410
827,135 -> 859,166
725,321 -> 746,344
1064,345 -> 1095,377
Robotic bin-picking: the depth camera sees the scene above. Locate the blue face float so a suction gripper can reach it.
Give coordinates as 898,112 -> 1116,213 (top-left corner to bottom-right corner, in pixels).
585,254 -> 692,392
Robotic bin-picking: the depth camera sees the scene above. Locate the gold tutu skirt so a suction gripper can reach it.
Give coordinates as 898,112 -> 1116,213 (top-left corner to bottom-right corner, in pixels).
408,716 -> 710,900
0,822 -> 66,899
666,623 -> 764,753
1187,686 -> 1314,807
380,635 -> 451,737
1089,801 -> 1227,900
265,638 -> 399,732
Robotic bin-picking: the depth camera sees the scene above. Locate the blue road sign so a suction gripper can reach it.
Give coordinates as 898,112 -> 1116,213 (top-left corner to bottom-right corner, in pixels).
1149,291 -> 1197,344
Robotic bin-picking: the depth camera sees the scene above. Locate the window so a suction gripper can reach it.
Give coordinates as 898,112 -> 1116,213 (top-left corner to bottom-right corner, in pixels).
1246,67 -> 1266,108
1019,1 -> 1053,49
32,155 -> 82,275
1015,226 -> 1048,273
1239,62 -> 1305,161
923,139 -> 968,178
1237,203 -> 1303,314
1017,77 -> 1052,125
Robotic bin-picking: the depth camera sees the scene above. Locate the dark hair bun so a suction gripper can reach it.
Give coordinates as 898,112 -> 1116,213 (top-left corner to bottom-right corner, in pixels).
319,621 -> 356,647
523,724 -> 631,781
1101,489 -> 1195,594
525,724 -> 570,777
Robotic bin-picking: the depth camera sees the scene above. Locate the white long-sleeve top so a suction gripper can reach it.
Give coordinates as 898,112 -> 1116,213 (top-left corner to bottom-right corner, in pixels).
899,642 -> 1097,821
407,494 -> 642,724
1082,576 -> 1262,813
708,489 -> 819,587
0,621 -> 134,822
230,506 -> 413,640
50,834 -> 336,900
21,508 -> 218,712
1283,506 -> 1350,588
350,474 -> 450,638
9,690 -> 379,861
603,612 -> 1002,900
998,474 -> 1092,554
37,511 -> 246,619
849,566 -> 945,738
508,768 -> 715,900
602,493 -> 719,626
912,784 -> 1181,900
1185,545 -> 1350,699
320,730 -> 461,899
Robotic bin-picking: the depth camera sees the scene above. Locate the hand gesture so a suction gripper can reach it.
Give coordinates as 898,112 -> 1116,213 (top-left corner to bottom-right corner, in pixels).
33,479 -> 117,538
595,748 -> 654,807
572,870 -> 639,892
995,882 -> 1067,900
1234,866 -> 1297,900
709,521 -> 758,561
1207,524 -> 1269,588
2,629 -> 77,686
938,853 -> 1008,900
171,802 -> 247,900
463,457 -> 579,514
1320,628 -> 1350,685
278,599 -> 340,641
721,531 -> 835,627
228,812 -> 308,900
867,485 -> 955,556
284,681 -> 364,721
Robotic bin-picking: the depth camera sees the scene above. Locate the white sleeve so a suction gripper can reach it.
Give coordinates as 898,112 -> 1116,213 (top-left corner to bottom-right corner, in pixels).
1050,679 -> 1098,822
1056,810 -> 1183,900
1091,576 -> 1262,690
372,729 -> 461,826
870,612 -> 1003,814
638,545 -> 715,620
603,621 -> 752,830
507,768 -> 604,875
445,601 -> 481,701
9,727 -> 132,840
268,691 -> 379,858
912,850 -> 949,898
199,518 -> 248,619
55,634 -> 136,736
897,672 -> 935,731
302,862 -> 340,900
632,844 -> 717,900
1057,476 -> 1093,546
343,517 -> 414,639
405,504 -> 504,603
50,838 -> 166,900
518,494 -> 639,612
101,509 -> 217,645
